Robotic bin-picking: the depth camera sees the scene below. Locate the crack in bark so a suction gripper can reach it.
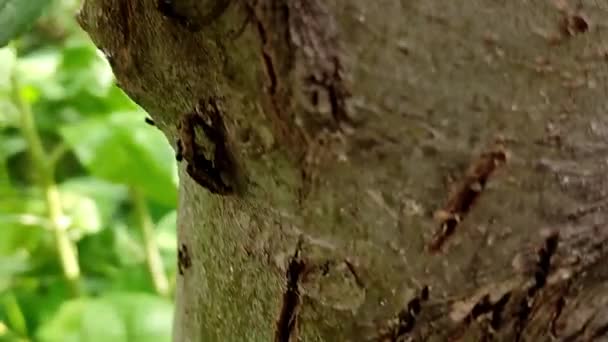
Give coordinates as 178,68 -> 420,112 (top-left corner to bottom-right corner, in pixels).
489,292 -> 511,331
448,291 -> 512,341
550,296 -> 566,338
344,259 -> 365,289
428,142 -> 507,252
250,0 -> 352,208
514,232 -> 559,341
275,242 -> 306,342
565,196 -> 608,221
249,0 -> 306,156
377,286 -> 430,341
258,23 -> 278,95
589,321 -> 608,340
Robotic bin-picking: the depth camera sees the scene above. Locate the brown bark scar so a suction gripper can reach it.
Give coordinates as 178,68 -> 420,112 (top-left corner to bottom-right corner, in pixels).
558,13 -> 589,38
289,0 -> 352,130
250,0 -> 351,161
274,242 -> 306,342
489,291 -> 511,331
250,0 -> 352,206
254,19 -> 277,94
176,97 -> 238,195
249,1 -> 305,156
377,286 -> 430,341
428,142 -> 508,253
448,291 -> 512,341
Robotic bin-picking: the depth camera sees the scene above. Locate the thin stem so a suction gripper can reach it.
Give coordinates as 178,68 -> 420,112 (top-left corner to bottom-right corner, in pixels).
130,187 -> 170,297
48,142 -> 68,168
11,71 -> 81,296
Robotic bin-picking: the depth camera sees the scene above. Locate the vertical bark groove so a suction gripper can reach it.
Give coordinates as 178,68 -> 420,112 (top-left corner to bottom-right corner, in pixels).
275,243 -> 305,342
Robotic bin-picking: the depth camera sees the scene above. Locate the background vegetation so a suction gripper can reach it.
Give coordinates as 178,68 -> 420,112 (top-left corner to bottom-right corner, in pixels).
0,1 -> 178,341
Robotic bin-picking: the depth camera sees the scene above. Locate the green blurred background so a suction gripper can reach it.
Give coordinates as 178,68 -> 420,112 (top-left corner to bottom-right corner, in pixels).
0,1 -> 178,341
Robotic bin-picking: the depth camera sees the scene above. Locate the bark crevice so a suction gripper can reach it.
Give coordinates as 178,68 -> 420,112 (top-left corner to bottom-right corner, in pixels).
275,242 -> 306,342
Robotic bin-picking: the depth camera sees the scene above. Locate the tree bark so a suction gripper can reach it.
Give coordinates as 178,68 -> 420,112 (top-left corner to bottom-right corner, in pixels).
78,0 -> 608,341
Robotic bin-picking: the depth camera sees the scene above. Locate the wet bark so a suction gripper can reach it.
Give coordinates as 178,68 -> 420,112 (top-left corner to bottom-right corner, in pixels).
78,0 -> 608,341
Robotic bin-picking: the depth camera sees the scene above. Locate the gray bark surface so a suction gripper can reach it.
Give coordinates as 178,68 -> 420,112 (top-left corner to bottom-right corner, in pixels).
78,0 -> 608,341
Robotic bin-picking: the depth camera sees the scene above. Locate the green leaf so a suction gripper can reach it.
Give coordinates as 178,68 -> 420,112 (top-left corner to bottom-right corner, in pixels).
37,294 -> 172,342
108,265 -> 154,293
60,112 -> 178,206
106,293 -> 173,342
35,298 -> 87,342
15,49 -> 62,101
0,0 -> 53,47
0,218 -> 43,256
2,293 -> 28,337
59,177 -> 128,223
0,252 -> 31,292
78,227 -> 121,280
57,40 -> 114,98
13,279 -> 72,334
60,190 -> 103,240
0,135 -> 26,159
79,301 -> 127,342
112,224 -> 146,267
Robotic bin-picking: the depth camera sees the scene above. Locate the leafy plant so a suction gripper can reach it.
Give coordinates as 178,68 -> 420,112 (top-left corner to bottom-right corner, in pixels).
0,1 -> 178,341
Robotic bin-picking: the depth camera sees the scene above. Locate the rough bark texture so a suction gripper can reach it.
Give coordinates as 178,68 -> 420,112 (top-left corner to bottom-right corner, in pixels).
78,0 -> 608,341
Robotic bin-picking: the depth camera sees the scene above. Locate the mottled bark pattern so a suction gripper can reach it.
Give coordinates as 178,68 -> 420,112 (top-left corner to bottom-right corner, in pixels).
78,0 -> 608,341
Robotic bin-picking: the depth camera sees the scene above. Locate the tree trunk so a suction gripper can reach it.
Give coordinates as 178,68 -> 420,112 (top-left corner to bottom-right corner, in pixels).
78,0 -> 608,341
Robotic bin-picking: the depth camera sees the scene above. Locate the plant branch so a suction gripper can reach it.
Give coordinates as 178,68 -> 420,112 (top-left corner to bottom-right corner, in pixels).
11,68 -> 81,296
130,187 -> 170,297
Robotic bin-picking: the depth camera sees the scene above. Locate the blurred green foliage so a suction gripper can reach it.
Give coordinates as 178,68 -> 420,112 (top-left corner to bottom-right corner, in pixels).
0,1 -> 178,341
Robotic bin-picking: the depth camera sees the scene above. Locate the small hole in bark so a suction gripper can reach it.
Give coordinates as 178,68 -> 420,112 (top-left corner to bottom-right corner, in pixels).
311,91 -> 319,106
175,140 -> 184,161
571,15 -> 588,33
560,14 -> 589,37
178,243 -> 192,275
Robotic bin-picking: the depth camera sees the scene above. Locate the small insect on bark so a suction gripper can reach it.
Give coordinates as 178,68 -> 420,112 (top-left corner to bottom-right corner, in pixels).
176,97 -> 237,195
145,117 -> 155,126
